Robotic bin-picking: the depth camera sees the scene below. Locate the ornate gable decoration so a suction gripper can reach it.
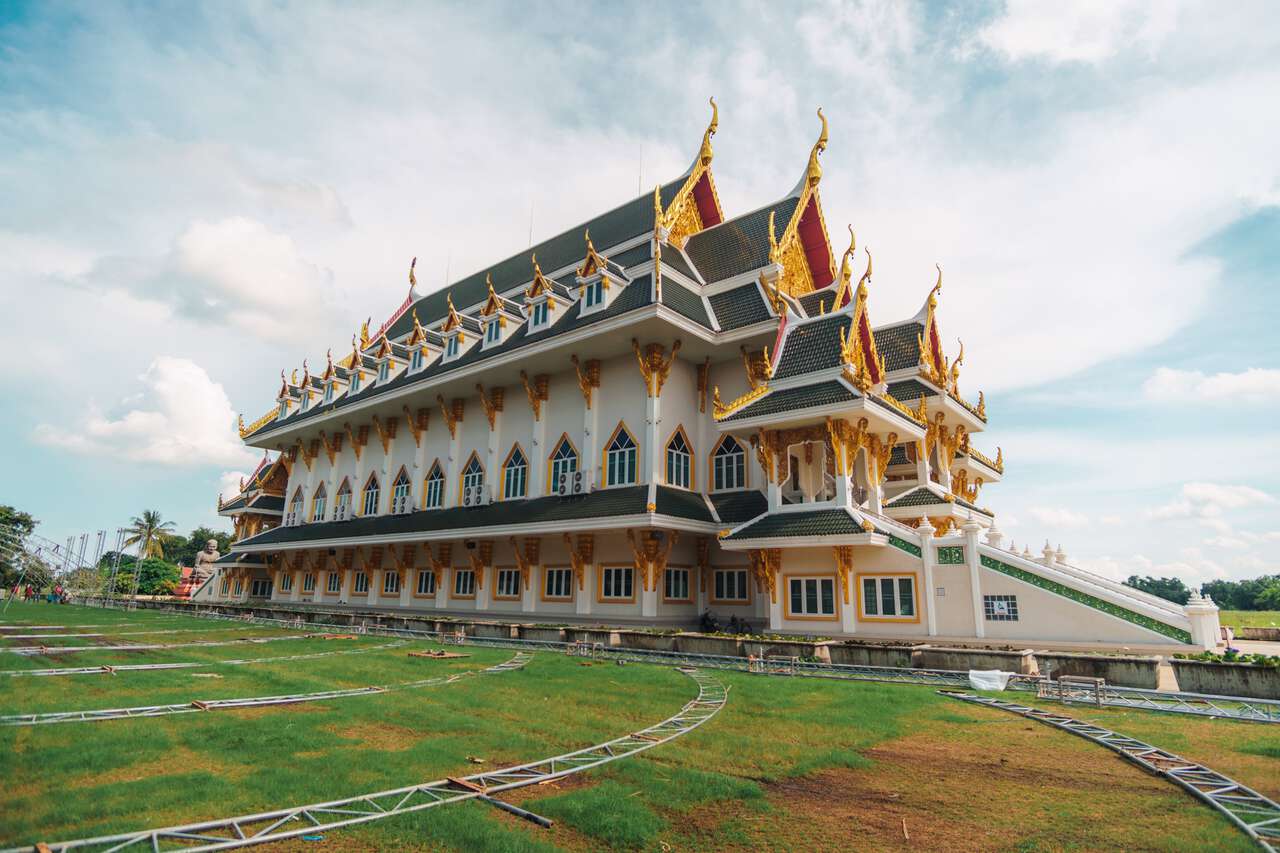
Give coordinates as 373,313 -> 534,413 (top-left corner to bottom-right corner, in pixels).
836,233 -> 886,393
479,274 -> 505,318
406,307 -> 435,348
441,293 -> 466,336
767,108 -> 837,299
576,230 -> 610,280
524,254 -> 556,300
655,97 -> 725,249
918,266 -> 950,389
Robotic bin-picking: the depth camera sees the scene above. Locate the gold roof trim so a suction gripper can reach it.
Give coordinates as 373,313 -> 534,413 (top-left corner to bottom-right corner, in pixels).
655,97 -> 724,248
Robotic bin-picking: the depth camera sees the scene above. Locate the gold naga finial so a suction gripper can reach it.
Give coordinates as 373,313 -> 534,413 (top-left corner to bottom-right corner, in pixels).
291,368 -> 298,385
653,183 -> 663,224
486,272 -> 496,300
531,252 -> 542,277
831,225 -> 857,309
698,96 -> 718,165
767,209 -> 779,259
359,317 -> 371,348
446,292 -> 456,312
929,263 -> 942,307
409,256 -> 417,288
805,107 -> 828,188
584,228 -> 595,255
411,306 -> 421,327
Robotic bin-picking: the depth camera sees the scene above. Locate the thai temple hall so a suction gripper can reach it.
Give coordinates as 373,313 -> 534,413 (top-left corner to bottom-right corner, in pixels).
209,102 -> 1221,651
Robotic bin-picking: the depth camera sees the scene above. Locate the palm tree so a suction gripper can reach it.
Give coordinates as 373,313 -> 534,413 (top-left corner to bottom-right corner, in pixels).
123,510 -> 176,560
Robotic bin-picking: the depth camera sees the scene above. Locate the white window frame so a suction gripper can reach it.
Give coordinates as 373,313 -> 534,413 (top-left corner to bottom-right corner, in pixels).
220,577 -> 230,596
666,430 -> 692,489
287,492 -> 303,526
391,471 -> 412,514
362,475 -> 380,516
353,571 -> 369,594
233,578 -> 243,596
600,566 -> 634,602
543,567 -> 573,601
334,484 -> 352,521
790,575 -> 838,618
712,569 -> 749,604
713,436 -> 747,491
453,568 -> 476,598
663,567 -> 691,603
530,300 -> 549,329
279,572 -> 294,592
605,427 -> 637,487
326,572 -> 341,594
311,486 -> 327,522
415,569 -> 436,597
461,455 -> 485,505
495,568 -> 521,600
503,447 -> 528,500
860,574 -> 918,621
484,319 -> 502,346
984,594 -> 1019,622
549,438 -> 579,494
302,572 -> 315,593
378,361 -> 390,383
424,466 -> 444,509
383,571 -> 401,595
583,279 -> 605,310
445,335 -> 460,360
351,371 -> 362,392
411,348 -> 424,371
251,578 -> 272,598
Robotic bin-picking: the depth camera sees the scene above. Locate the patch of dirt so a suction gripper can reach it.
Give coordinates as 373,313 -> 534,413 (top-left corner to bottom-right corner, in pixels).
219,701 -> 333,720
681,708 -> 1220,852
69,745 -> 246,788
327,722 -> 424,751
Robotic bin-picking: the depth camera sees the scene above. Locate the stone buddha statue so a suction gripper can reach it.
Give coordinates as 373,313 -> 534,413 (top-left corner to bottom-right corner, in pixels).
192,539 -> 220,583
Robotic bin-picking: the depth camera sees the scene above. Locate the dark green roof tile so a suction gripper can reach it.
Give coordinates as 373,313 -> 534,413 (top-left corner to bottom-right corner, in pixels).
709,490 -> 767,524
727,508 -> 864,540
684,197 -> 799,284
660,279 -> 711,327
654,486 -> 714,522
772,314 -> 851,379
875,322 -> 923,372
707,283 -> 772,330
723,380 -> 858,422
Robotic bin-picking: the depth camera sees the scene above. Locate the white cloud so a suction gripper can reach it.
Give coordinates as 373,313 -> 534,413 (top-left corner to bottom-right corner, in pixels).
1142,367 -> 1280,404
1148,482 -> 1275,520
217,470 -> 251,504
1027,506 -> 1090,529
33,356 -> 257,468
975,0 -> 1179,64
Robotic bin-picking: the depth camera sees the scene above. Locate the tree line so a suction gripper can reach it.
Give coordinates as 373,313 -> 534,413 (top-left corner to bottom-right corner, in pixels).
1125,574 -> 1280,611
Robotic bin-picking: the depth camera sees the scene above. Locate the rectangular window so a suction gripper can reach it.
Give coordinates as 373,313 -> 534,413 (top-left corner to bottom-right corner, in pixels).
712,569 -> 749,603
278,401 -> 288,421
351,372 -> 361,392
233,578 -> 243,596
411,349 -> 423,370
485,320 -> 501,344
584,280 -> 604,308
326,572 -> 341,594
362,484 -> 380,516
424,473 -> 444,509
416,570 -> 436,597
250,579 -> 272,598
789,577 -> 837,618
383,571 -> 401,595
984,594 -> 1019,621
324,383 -> 334,403
495,569 -> 521,600
860,575 -> 917,620
453,569 -> 476,598
353,571 -> 369,594
600,566 -> 634,601
663,567 -> 690,602
532,301 -> 549,327
335,491 -> 351,521
311,494 -> 326,522
378,361 -> 389,382
279,573 -> 294,592
544,568 -> 573,600
220,577 -> 230,596
445,336 -> 459,358
392,480 -> 412,514
302,573 -> 315,593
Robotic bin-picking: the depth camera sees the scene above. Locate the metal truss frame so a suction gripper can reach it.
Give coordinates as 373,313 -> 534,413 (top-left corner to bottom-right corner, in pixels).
941,691 -> 1280,852
79,600 -> 1280,725
1,640 -> 408,678
1,653 -> 530,726
1037,677 -> 1280,724
16,667 -> 726,852
1,633 -> 329,656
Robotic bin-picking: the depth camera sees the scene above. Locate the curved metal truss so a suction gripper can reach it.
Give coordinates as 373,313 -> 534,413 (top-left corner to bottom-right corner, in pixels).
17,667 -> 727,852
79,601 -> 1280,725
2,640 -> 409,678
941,691 -> 1280,852
1,652 -> 530,727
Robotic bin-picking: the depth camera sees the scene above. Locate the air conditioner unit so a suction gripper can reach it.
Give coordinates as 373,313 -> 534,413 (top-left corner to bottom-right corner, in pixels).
573,471 -> 584,494
558,473 -> 569,496
462,486 -> 473,507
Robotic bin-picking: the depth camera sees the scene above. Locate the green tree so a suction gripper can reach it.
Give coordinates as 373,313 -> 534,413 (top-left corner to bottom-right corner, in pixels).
1123,575 -> 1190,605
123,510 -> 177,559
1255,583 -> 1280,611
0,505 -> 38,588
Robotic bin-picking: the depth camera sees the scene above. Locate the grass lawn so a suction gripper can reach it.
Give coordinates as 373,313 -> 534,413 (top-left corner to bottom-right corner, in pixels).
2,602 -> 1277,851
1221,610 -> 1280,629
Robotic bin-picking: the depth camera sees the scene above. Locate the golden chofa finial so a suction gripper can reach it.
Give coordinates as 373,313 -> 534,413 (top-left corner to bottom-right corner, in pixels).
805,107 -> 828,188
486,272 -> 496,300
831,225 -> 857,308
584,228 -> 595,254
359,317 -> 371,348
859,247 -> 873,290
409,256 -> 417,287
291,368 -> 298,385
531,252 -> 542,277
652,184 -> 663,223
698,97 -> 718,165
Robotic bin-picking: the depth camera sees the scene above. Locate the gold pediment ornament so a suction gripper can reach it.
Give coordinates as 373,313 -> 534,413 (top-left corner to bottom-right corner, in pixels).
655,97 -> 724,248
766,108 -> 835,299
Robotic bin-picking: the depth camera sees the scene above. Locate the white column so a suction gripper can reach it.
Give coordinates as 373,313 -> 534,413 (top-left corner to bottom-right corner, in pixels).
339,568 -> 351,604
531,402 -> 548,497
446,413 -> 462,507
369,569 -> 382,607
962,517 -> 984,639
576,563 -> 593,616
486,405 -> 501,503
289,570 -> 301,602
399,571 -> 412,609
646,394 -> 661,485
641,571 -> 659,619
474,564 -> 490,611
584,400 -> 599,490
918,518 -> 938,637
767,574 -> 783,631
435,568 -> 448,609
523,567 -> 538,614
1185,591 -> 1222,651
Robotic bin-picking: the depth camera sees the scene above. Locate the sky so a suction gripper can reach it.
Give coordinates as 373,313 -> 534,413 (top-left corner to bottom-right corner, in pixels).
1,0 -> 1277,585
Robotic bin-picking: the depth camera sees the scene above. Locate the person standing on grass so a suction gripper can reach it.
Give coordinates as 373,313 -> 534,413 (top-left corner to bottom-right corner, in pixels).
24,584 -> 34,601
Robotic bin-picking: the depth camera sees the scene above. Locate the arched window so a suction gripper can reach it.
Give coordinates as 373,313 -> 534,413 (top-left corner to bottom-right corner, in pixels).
548,434 -> 579,494
334,479 -> 352,520
503,445 -> 528,500
311,483 -> 327,522
604,423 -> 638,487
423,462 -> 444,509
665,427 -> 692,489
391,468 -> 412,514
460,453 -> 485,505
712,435 -> 747,491
362,473 -> 380,516
287,488 -> 304,526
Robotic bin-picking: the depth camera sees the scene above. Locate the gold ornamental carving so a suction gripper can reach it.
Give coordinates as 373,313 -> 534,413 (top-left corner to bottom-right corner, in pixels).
631,339 -> 682,398
519,371 -> 549,421
569,355 -> 600,409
